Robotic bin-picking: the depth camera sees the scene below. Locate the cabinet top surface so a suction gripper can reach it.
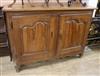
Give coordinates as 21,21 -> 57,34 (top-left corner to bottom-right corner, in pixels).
3,3 -> 96,12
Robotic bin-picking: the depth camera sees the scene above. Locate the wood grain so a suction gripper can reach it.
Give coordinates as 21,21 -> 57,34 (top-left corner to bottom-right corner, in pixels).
4,9 -> 93,71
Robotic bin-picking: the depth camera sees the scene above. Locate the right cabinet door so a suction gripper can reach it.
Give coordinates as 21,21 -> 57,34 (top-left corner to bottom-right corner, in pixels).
57,14 -> 91,56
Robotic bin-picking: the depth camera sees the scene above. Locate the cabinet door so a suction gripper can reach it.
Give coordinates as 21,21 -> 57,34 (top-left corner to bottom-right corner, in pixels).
11,14 -> 57,64
57,14 -> 91,56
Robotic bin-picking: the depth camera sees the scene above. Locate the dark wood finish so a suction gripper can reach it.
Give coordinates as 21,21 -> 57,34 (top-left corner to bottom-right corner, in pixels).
4,5 -> 94,71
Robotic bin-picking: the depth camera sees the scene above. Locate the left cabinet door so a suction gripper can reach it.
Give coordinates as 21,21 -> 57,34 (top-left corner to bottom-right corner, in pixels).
10,14 -> 57,64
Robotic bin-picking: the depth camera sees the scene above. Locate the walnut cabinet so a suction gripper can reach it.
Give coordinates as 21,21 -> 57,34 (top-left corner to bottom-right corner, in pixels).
4,10 -> 93,72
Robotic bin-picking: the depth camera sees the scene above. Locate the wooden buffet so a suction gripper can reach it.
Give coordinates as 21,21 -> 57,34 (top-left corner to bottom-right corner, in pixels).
3,3 -> 96,72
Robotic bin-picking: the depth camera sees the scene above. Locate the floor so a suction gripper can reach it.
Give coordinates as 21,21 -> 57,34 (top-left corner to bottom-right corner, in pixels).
0,46 -> 100,76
